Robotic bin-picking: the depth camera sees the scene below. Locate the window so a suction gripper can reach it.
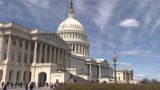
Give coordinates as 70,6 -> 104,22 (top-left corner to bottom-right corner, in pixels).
24,55 -> 27,64
31,46 -> 34,51
3,53 -> 7,60
18,53 -> 21,63
30,57 -> 33,63
9,70 -> 13,81
118,77 -> 120,80
12,40 -> 16,46
0,70 -> 3,81
19,42 -> 22,47
11,54 -> 14,63
25,43 -> 28,49
5,38 -> 8,45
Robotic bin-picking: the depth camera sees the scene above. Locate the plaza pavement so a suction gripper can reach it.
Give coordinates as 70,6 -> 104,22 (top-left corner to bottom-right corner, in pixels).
0,87 -> 53,90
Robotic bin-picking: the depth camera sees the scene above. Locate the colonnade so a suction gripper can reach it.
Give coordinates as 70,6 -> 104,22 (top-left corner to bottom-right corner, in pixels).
8,70 -> 31,83
4,35 -> 69,70
33,41 -> 68,69
124,71 -> 133,82
70,43 -> 89,55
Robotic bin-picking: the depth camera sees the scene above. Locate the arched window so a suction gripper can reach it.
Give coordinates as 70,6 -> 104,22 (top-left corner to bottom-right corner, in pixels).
0,70 -> 3,81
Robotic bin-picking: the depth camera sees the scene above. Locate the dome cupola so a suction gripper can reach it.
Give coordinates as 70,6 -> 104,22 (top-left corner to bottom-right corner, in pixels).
57,1 -> 90,58
57,1 -> 84,32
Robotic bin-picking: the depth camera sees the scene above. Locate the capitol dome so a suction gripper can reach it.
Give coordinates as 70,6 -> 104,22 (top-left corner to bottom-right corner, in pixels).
57,1 -> 90,58
58,17 -> 84,32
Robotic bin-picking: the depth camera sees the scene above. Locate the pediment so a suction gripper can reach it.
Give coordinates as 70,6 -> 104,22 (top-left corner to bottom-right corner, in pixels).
34,33 -> 68,49
96,59 -> 110,67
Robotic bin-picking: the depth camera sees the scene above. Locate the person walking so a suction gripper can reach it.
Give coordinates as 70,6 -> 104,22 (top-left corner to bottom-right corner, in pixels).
1,82 -> 4,88
3,84 -> 7,90
29,83 -> 34,90
25,83 -> 28,90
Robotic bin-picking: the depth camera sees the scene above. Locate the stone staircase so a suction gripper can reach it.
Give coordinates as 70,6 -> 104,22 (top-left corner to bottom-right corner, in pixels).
65,74 -> 90,83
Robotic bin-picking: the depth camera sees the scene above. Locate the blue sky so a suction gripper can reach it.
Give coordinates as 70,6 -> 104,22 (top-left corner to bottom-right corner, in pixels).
0,0 -> 160,80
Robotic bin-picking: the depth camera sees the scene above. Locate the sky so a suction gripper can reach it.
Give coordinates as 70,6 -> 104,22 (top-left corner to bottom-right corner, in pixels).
0,0 -> 160,81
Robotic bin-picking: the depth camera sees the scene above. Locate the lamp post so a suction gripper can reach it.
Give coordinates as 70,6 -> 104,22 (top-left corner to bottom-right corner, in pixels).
112,51 -> 117,83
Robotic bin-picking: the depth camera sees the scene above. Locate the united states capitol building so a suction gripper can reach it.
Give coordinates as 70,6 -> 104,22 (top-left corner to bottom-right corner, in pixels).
0,2 -> 135,87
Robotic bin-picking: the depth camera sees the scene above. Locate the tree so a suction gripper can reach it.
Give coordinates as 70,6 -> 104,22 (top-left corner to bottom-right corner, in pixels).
140,78 -> 149,84
150,79 -> 159,84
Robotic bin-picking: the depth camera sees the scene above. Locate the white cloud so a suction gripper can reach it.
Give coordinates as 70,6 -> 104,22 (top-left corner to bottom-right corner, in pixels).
117,62 -> 132,69
74,0 -> 86,13
0,0 -> 3,5
117,62 -> 132,66
121,48 -> 154,56
122,49 -> 139,55
94,0 -> 117,32
75,0 -> 117,32
151,19 -> 160,34
135,72 -> 160,80
120,18 -> 139,28
26,0 -> 50,9
135,74 -> 148,80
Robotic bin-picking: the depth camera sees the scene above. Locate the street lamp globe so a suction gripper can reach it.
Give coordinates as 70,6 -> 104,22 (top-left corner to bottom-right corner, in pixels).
112,51 -> 117,62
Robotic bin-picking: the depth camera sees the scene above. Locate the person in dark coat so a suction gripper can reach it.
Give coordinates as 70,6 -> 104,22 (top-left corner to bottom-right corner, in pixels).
29,83 -> 34,90
3,84 -> 7,90
20,82 -> 23,88
25,83 -> 28,90
1,82 -> 4,88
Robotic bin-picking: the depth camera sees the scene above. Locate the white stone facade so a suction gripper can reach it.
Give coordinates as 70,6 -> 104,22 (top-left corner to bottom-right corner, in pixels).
114,69 -> 135,84
0,2 -> 114,87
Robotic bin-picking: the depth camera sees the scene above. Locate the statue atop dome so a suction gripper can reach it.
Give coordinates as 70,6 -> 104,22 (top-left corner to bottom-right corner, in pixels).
68,0 -> 75,18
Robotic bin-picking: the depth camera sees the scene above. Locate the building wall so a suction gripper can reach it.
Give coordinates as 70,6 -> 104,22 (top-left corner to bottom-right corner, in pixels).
0,22 -> 115,86
115,69 -> 134,83
0,23 -> 70,85
70,55 -> 87,75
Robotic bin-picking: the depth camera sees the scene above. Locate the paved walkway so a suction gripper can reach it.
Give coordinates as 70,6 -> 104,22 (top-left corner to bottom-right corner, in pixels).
0,87 -> 52,90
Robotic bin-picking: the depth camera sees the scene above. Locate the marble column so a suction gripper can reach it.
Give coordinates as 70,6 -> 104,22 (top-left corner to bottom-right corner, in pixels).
39,43 -> 43,63
61,50 -> 64,69
74,44 -> 76,52
89,64 -> 92,81
74,44 -> 76,53
59,49 -> 62,69
0,34 -> 4,60
77,44 -> 79,53
33,41 -> 38,63
87,47 -> 89,56
14,38 -> 19,64
84,46 -> 86,54
6,35 -> 12,63
49,46 -> 52,63
20,71 -> 24,82
57,49 -> 60,69
21,40 -> 25,64
129,72 -> 133,80
82,45 -> 84,54
68,53 -> 71,68
44,45 -> 48,63
125,72 -> 127,83
64,51 -> 67,68
78,44 -> 80,53
71,44 -> 73,52
53,47 -> 56,63
12,70 -> 17,83
80,45 -> 82,54
27,42 -> 31,64
76,44 -> 78,53
99,65 -> 101,79
51,48 -> 54,63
